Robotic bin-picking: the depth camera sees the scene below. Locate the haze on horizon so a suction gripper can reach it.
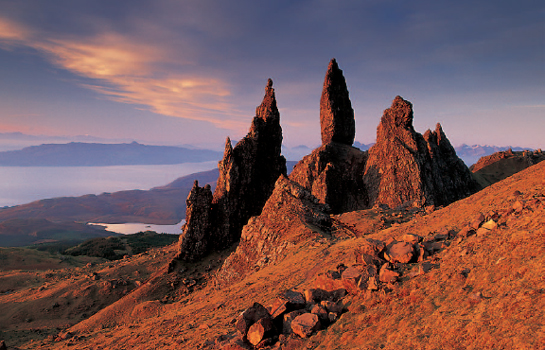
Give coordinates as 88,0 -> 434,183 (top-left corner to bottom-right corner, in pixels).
0,0 -> 543,150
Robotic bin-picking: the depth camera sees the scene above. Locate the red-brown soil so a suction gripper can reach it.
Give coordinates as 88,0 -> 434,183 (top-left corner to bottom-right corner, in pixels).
2,162 -> 544,349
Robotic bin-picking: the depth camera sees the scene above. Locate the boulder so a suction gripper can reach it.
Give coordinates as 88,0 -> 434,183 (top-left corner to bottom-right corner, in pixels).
303,288 -> 346,303
384,241 -> 415,264
283,310 -> 306,334
470,212 -> 486,230
291,313 -> 321,338
247,317 -> 275,346
235,303 -> 271,339
379,263 -> 400,283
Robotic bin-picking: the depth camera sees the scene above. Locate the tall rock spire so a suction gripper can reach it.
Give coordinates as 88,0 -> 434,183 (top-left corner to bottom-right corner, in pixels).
178,79 -> 286,261
320,58 -> 355,146
290,59 -> 367,214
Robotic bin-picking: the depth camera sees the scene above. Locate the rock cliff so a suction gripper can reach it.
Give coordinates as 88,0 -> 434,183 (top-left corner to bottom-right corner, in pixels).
363,96 -> 480,208
177,79 -> 286,261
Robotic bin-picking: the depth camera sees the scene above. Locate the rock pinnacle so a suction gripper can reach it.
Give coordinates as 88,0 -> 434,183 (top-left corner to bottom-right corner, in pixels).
320,59 -> 355,146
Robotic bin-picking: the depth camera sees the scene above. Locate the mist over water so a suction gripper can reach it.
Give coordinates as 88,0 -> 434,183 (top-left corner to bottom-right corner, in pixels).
0,161 -> 216,207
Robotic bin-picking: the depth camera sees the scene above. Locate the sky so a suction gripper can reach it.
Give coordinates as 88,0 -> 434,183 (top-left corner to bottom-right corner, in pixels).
0,0 -> 543,150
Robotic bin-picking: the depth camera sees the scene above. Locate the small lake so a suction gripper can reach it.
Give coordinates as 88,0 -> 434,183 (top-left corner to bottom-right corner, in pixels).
89,220 -> 185,235
0,161 -> 216,207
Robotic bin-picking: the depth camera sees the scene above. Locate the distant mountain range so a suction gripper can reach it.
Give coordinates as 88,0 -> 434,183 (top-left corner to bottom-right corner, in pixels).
454,144 -> 529,166
0,141 -> 222,166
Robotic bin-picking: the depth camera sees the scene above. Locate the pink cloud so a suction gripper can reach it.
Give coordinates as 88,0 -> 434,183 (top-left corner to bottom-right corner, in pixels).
0,17 -> 249,132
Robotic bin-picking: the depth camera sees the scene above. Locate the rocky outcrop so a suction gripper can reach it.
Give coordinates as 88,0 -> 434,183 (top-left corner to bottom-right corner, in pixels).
212,78 -> 286,249
320,59 -> 355,145
289,143 -> 367,213
423,123 -> 481,205
177,181 -> 213,261
363,96 -> 480,209
290,59 -> 367,213
177,79 -> 286,261
215,175 -> 331,286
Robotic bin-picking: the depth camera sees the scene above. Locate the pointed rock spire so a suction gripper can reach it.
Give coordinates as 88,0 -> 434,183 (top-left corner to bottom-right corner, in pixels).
255,78 -> 278,122
320,59 -> 355,146
178,79 -> 287,261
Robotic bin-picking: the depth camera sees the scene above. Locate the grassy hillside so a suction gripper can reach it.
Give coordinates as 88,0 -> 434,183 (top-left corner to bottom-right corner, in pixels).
1,162 -> 543,349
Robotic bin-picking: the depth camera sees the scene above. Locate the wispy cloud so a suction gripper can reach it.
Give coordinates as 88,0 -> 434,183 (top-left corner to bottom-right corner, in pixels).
0,16 -> 247,131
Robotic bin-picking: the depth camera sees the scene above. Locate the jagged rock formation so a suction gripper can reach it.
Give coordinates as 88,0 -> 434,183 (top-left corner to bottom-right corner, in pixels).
216,175 -> 331,286
177,181 -> 213,261
423,123 -> 482,205
320,58 -> 355,146
290,59 -> 367,213
363,96 -> 480,209
177,79 -> 286,261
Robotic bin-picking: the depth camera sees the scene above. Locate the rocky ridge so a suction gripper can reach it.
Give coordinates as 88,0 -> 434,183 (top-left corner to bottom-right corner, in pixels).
207,60 -> 479,286
470,148 -> 544,187
216,175 -> 331,287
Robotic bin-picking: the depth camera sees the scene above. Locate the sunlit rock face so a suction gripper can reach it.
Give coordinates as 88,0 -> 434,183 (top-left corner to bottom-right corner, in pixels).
320,58 -> 355,146
363,96 -> 480,209
290,59 -> 367,214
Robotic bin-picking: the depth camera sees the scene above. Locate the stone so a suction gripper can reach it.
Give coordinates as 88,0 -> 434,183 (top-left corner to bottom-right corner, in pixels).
310,304 -> 329,323
400,233 -> 422,244
0,340 -> 6,350
481,219 -> 498,231
470,212 -> 486,230
304,288 -> 331,303
320,300 -> 343,314
291,313 -> 321,338
341,265 -> 363,282
367,276 -> 379,290
283,310 -> 306,334
235,303 -> 271,338
270,298 -> 288,320
513,200 -> 524,213
363,96 -> 480,209
247,317 -> 275,346
178,79 -> 286,261
320,58 -> 355,146
379,263 -> 400,283
384,241 -> 415,264
281,290 -> 306,309
303,288 -> 346,303
458,226 -> 475,239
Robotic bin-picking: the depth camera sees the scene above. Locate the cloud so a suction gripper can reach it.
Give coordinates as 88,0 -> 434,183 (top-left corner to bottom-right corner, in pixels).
0,16 -> 247,131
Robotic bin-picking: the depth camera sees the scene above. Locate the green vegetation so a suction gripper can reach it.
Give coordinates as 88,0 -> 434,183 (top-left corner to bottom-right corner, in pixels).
65,231 -> 179,260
